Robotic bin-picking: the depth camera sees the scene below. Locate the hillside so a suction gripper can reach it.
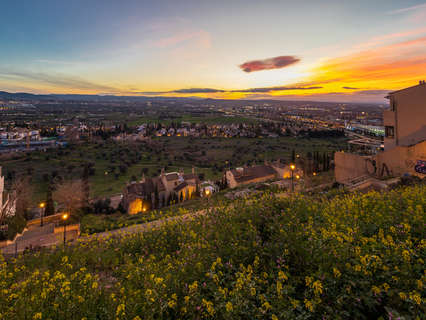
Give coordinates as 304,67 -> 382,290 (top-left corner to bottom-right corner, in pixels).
1,185 -> 425,319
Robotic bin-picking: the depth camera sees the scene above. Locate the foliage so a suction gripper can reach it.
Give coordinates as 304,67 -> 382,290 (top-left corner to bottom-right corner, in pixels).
2,214 -> 26,241
53,180 -> 85,214
1,185 -> 424,319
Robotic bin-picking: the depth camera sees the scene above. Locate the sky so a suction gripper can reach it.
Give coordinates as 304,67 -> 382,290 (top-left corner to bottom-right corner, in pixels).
1,0 -> 426,103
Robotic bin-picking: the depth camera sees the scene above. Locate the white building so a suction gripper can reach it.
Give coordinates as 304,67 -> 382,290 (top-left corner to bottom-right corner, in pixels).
0,167 -> 16,220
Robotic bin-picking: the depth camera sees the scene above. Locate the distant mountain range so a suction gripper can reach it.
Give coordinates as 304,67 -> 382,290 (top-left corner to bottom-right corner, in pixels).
0,90 -> 383,106
0,91 -> 201,102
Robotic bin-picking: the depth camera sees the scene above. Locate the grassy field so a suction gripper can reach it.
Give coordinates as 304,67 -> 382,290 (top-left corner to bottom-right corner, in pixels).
1,136 -> 348,204
126,114 -> 259,126
1,184 -> 424,319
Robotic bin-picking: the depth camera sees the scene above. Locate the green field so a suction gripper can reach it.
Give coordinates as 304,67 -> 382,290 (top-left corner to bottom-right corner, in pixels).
126,114 -> 259,126
1,136 -> 348,204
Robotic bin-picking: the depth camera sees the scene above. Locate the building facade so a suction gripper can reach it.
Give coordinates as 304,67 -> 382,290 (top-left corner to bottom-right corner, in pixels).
335,82 -> 426,184
384,81 -> 426,150
121,168 -> 200,214
225,161 -> 301,189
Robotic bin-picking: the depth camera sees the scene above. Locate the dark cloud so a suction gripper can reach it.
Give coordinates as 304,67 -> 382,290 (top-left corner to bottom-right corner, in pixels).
239,56 -> 300,72
139,86 -> 322,95
342,86 -> 359,90
140,88 -> 225,95
173,88 -> 225,93
233,86 -> 322,93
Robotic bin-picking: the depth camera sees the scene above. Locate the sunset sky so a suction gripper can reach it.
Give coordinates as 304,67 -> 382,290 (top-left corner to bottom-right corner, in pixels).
1,0 -> 426,102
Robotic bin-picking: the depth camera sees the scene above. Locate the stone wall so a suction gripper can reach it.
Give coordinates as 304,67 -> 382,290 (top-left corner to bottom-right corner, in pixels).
334,152 -> 370,184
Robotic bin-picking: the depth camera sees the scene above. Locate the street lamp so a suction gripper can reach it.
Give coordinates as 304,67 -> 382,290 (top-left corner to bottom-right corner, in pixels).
205,189 -> 211,204
39,202 -> 46,227
290,164 -> 296,192
62,213 -> 69,246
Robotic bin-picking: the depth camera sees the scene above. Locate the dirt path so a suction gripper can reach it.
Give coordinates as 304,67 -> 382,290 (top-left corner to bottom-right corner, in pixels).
79,208 -> 209,242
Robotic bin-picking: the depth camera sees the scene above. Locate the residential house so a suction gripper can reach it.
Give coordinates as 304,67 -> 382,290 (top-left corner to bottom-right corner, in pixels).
225,164 -> 277,189
121,168 -> 200,214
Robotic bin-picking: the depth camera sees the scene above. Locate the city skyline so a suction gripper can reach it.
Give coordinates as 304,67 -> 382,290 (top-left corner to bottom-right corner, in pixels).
1,0 -> 426,102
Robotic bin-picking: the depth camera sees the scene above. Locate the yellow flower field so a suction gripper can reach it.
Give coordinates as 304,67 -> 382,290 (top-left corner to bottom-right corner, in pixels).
0,184 -> 425,319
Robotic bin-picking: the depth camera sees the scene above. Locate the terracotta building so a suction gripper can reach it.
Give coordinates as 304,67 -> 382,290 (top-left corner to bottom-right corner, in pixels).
225,161 -> 301,189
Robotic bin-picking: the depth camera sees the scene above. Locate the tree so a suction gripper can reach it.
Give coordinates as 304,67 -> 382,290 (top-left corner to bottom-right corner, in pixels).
53,180 -> 85,214
45,182 -> 55,216
154,185 -> 159,209
322,153 -> 327,172
81,165 -> 90,208
195,183 -> 200,199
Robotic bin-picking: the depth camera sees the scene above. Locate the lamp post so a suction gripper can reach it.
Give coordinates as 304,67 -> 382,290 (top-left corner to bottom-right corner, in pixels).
205,188 -> 211,204
39,202 -> 45,227
62,213 -> 69,246
290,164 -> 296,192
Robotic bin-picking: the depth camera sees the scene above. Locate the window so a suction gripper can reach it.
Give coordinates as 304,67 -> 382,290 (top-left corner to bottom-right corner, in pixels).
390,98 -> 397,111
385,126 -> 395,138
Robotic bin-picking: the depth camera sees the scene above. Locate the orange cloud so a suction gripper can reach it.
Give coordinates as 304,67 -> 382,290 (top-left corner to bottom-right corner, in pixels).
308,35 -> 426,93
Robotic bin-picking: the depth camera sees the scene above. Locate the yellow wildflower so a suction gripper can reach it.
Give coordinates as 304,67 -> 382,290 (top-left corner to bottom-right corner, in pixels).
409,291 -> 421,305
278,270 -> 288,281
168,299 -> 176,308
372,286 -> 381,295
291,299 -> 299,309
312,280 -> 323,295
262,301 -> 271,310
226,301 -> 233,312
33,313 -> 42,320
304,299 -> 314,312
333,268 -> 341,278
277,281 -> 283,295
402,250 -> 410,262
116,303 -> 125,316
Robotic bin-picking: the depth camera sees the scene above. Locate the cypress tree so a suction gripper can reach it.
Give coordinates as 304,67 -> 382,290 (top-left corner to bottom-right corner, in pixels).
154,185 -> 159,209
45,182 -> 55,216
82,164 -> 90,208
